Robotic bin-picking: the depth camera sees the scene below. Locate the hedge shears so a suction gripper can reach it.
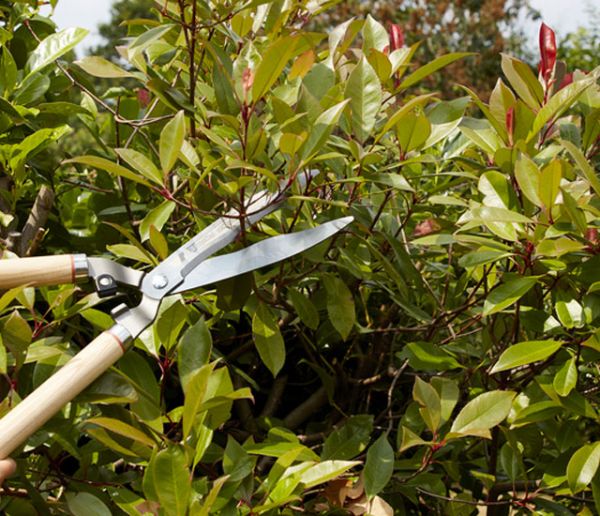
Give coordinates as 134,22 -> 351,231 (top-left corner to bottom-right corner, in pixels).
0,174 -> 352,459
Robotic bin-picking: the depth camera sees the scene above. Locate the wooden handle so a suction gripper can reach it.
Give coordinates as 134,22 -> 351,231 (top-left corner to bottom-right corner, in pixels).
0,330 -> 126,459
0,255 -> 79,289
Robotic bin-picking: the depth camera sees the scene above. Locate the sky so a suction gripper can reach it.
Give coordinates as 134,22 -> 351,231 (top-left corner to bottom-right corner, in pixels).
42,0 -> 595,53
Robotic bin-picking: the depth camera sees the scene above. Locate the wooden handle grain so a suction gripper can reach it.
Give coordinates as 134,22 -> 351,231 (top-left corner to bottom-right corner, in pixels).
0,255 -> 78,289
0,330 -> 126,459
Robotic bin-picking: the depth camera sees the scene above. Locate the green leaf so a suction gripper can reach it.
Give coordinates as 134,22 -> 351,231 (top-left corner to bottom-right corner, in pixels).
448,390 -> 516,438
252,35 -> 299,101
592,472 -> 600,514
107,243 -> 154,264
193,423 -> 213,467
539,160 -> 562,211
75,56 -> 136,78
246,442 -> 319,462
67,492 -> 111,516
344,57 -> 382,143
561,139 -> 600,197
537,238 -> 584,258
300,100 -> 349,159
299,460 -> 360,489
490,340 -> 563,374
459,84 -> 508,142
0,47 -> 17,97
2,310 -> 32,369
128,24 -> 176,58
160,111 -> 186,175
178,318 -> 212,394
11,126 -> 71,168
567,443 -> 600,493
183,363 -> 216,439
460,117 -> 502,154
118,352 -> 161,430
362,15 -> 388,52
413,377 -> 441,432
514,153 -> 543,207
288,289 -> 319,330
375,93 -> 436,143
196,476 -> 229,516
139,201 -> 176,242
223,436 -> 254,482
149,225 -> 169,259
399,53 -> 473,90
322,415 -> 373,460
364,434 -> 394,498
64,156 -> 153,188
499,443 -> 523,482
561,189 -> 587,236
500,54 -> 543,110
146,446 -> 191,515
478,170 -> 515,209
26,27 -> 88,79
253,303 -> 285,377
115,148 -> 163,185
396,109 -> 431,154
431,377 -> 460,425
554,357 -> 578,397
483,276 -> 538,316
556,299 -> 584,329
511,400 -> 562,428
398,341 -> 462,371
83,417 -> 155,448
527,78 -> 594,142
155,298 -> 188,352
322,275 -> 355,341
399,426 -> 428,452
473,206 -> 531,224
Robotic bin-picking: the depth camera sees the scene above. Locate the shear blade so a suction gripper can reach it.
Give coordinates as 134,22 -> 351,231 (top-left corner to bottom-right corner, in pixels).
171,216 -> 353,294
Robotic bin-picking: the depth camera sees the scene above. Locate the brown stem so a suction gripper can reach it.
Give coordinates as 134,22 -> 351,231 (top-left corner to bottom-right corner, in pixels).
19,185 -> 54,256
260,375 -> 288,418
283,386 -> 328,430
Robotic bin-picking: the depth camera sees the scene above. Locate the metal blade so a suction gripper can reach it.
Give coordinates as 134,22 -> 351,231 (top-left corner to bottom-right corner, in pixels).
141,170 -> 319,299
170,216 -> 353,294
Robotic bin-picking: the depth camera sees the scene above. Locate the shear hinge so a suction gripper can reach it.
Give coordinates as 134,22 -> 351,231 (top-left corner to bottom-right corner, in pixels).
95,274 -> 118,297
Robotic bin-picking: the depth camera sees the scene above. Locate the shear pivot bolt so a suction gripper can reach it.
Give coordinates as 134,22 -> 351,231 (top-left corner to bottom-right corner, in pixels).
152,274 -> 168,289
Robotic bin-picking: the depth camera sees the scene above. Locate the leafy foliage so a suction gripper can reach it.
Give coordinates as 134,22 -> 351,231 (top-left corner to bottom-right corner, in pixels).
0,1 -> 599,514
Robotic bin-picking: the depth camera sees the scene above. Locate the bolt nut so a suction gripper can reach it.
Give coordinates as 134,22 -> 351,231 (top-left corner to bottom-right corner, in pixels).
152,274 -> 168,289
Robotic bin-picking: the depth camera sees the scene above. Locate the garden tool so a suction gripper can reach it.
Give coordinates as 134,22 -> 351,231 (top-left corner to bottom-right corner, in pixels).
0,173 -> 352,458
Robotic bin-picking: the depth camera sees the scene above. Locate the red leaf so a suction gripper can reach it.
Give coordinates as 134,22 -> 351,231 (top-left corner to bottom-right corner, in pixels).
559,72 -> 573,90
242,67 -> 254,97
506,107 -> 514,146
389,24 -> 404,51
586,228 -> 598,245
413,219 -> 441,237
539,22 -> 557,83
137,88 -> 151,107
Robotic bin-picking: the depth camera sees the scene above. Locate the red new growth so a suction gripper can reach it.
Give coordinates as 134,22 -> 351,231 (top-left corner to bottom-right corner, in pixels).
137,88 -> 151,107
242,67 -> 254,98
389,23 -> 405,51
559,72 -> 573,90
506,106 -> 515,146
539,22 -> 557,84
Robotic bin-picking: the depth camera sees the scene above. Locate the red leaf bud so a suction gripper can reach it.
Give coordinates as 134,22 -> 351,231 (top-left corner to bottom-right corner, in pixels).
505,106 -> 514,146
389,23 -> 405,51
137,88 -> 151,107
539,22 -> 557,83
242,67 -> 254,98
558,72 -> 573,90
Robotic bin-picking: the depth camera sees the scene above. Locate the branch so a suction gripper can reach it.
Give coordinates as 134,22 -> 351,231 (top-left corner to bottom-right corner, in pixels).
283,386 -> 328,430
19,185 -> 54,256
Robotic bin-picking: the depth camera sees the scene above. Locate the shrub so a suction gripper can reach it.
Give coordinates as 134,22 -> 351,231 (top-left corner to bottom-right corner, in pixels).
0,1 -> 599,514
